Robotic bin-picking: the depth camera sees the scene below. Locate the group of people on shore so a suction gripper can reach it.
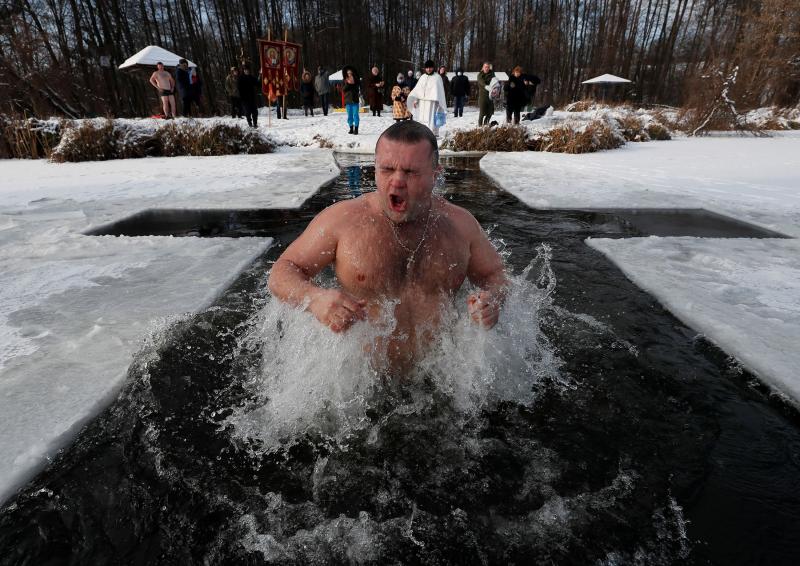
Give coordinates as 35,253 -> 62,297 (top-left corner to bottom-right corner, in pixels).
150,58 -> 541,133
335,60 -> 540,134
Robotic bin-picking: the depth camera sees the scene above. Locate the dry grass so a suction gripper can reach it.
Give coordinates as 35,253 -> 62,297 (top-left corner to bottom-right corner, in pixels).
0,117 -> 60,159
49,120 -> 274,162
531,120 -> 625,154
646,122 -> 672,140
565,100 -> 596,112
447,125 -> 529,152
157,123 -> 273,157
651,110 -> 682,132
313,134 -> 335,149
616,114 -> 647,141
50,119 -> 118,162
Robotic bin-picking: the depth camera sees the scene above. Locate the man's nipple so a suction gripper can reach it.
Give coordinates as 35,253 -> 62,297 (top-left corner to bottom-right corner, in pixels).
357,273 -> 366,282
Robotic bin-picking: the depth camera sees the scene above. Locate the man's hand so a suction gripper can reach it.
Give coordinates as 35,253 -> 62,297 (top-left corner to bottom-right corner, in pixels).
308,288 -> 367,333
467,290 -> 502,329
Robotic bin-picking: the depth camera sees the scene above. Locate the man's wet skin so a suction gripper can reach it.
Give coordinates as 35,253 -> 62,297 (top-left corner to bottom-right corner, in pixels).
268,124 -> 508,373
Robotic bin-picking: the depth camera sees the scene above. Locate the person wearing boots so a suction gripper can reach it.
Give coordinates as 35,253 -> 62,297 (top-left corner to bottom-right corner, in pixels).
314,66 -> 331,116
343,66 -> 361,134
301,70 -> 315,116
477,61 -> 495,126
450,69 -> 469,118
225,66 -> 243,118
237,65 -> 260,128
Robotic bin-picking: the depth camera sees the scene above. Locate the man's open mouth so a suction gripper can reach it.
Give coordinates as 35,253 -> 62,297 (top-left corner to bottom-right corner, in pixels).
389,194 -> 407,212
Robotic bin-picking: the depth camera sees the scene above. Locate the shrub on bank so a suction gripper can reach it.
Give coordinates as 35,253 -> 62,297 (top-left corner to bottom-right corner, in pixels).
446,125 -> 529,152
531,120 -> 625,153
49,119 -> 274,162
0,117 -> 61,159
446,118 -> 626,154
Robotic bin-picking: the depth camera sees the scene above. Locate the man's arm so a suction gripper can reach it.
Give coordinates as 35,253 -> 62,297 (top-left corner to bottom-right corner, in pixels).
268,204 -> 366,332
149,72 -> 158,89
463,212 -> 509,329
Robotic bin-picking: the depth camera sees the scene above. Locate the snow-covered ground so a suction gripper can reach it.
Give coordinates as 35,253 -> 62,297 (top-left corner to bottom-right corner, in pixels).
0,148 -> 338,504
1,108 -> 798,506
481,134 -> 800,404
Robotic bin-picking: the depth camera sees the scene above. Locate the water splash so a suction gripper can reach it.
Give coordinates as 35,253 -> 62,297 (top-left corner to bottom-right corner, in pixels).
226,244 -> 564,452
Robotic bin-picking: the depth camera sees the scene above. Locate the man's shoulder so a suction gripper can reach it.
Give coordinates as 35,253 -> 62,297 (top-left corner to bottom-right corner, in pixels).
437,198 -> 480,234
318,196 -> 366,223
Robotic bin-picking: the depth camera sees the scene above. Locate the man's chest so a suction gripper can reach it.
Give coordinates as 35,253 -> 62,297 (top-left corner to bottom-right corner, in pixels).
335,226 -> 469,296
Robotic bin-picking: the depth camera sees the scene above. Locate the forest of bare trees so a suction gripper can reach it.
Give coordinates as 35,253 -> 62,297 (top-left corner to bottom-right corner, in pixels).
0,0 -> 798,118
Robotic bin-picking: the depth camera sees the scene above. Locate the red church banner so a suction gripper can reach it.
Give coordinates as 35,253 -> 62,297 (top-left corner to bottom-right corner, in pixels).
257,39 -> 301,100
282,41 -> 301,92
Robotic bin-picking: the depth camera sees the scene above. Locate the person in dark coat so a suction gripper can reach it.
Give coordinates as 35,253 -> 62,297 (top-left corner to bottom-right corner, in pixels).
190,67 -> 204,115
450,68 -> 469,117
342,65 -> 361,134
503,66 -> 528,124
225,67 -> 243,118
477,62 -> 495,126
523,73 -> 541,110
366,66 -> 385,116
438,65 -> 450,107
405,69 -> 417,89
314,66 -> 331,116
175,58 -> 194,116
237,65 -> 260,128
300,70 -> 315,116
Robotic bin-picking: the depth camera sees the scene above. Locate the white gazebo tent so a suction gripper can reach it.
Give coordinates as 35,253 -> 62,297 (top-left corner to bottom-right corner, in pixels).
582,73 -> 632,101
118,45 -> 197,70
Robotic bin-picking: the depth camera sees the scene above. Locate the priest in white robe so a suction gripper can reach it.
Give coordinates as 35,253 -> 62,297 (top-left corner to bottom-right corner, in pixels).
407,60 -> 447,135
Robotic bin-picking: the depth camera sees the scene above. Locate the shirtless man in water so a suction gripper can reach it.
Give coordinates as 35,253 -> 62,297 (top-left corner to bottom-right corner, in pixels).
268,120 -> 508,371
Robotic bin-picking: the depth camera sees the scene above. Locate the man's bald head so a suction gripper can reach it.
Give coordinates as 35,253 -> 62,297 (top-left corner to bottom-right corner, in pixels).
376,121 -> 439,168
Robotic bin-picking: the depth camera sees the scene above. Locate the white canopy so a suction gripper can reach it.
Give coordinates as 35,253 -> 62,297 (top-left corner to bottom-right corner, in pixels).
118,45 -> 197,70
582,73 -> 631,84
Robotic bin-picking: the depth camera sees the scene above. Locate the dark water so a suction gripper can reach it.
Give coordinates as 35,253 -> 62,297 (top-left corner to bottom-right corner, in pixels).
1,156 -> 799,565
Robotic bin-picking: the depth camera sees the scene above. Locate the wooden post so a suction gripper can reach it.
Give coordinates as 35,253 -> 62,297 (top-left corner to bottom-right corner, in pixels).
283,28 -> 288,119
267,29 -> 272,126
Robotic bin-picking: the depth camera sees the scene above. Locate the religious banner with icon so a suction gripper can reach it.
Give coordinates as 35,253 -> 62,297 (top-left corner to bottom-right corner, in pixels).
257,39 -> 301,100
258,39 -> 284,100
281,41 -> 301,92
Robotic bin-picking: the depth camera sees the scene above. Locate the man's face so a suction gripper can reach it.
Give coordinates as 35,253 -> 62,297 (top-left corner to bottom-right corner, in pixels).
482,63 -> 490,73
375,139 -> 438,224
157,63 -> 164,71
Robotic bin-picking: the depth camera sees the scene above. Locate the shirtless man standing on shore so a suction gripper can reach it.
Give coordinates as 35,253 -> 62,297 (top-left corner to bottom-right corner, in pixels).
268,121 -> 508,372
149,62 -> 176,119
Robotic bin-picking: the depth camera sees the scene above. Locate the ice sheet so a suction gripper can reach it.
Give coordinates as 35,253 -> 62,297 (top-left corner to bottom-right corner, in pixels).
0,148 -> 339,504
587,237 -> 800,404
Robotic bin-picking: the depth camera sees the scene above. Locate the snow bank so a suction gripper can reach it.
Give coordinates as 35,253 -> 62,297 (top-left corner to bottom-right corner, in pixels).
483,134 -> 800,405
481,134 -> 800,237
0,148 -> 339,505
587,237 -> 800,404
